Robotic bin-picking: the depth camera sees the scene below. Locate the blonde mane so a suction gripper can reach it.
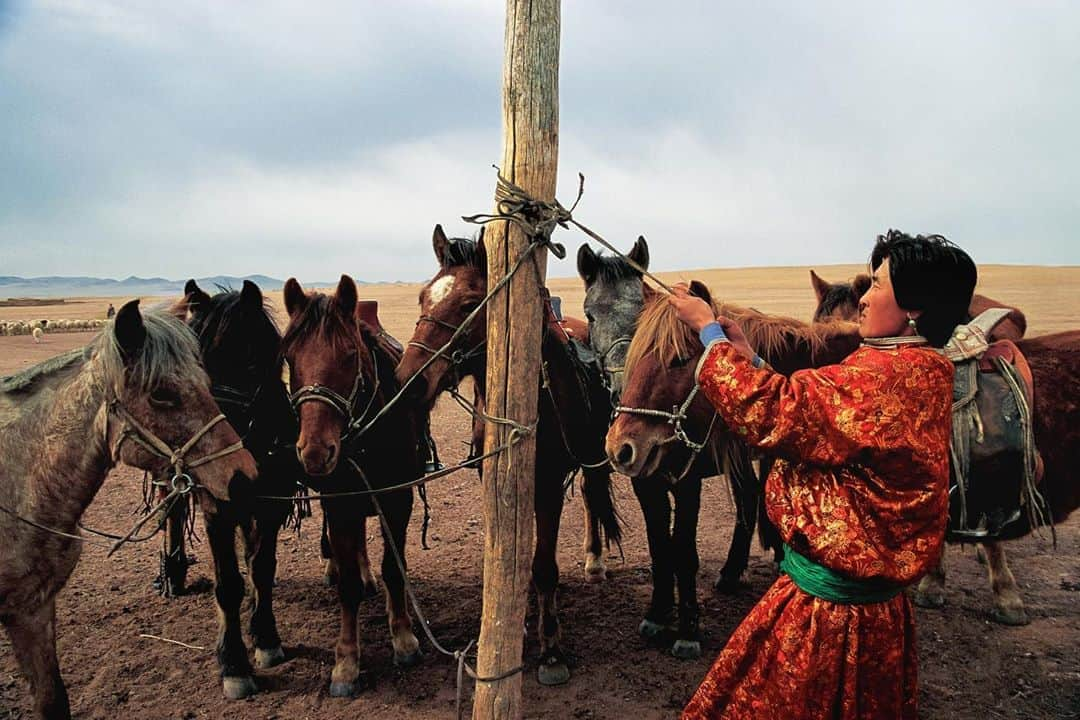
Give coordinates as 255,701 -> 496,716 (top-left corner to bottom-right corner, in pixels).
624,290 -> 857,379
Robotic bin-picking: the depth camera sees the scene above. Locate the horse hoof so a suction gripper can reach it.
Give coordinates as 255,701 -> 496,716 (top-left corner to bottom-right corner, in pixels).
222,675 -> 258,700
329,680 -> 359,698
638,618 -> 668,640
323,574 -> 337,588
361,580 -> 379,599
393,648 -> 423,668
537,660 -> 570,686
912,591 -> 946,609
255,646 -> 286,669
584,567 -> 607,584
713,575 -> 740,595
992,606 -> 1030,626
671,639 -> 702,660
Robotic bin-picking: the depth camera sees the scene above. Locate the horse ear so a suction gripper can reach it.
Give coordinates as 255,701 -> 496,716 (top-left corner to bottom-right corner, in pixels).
433,224 -> 450,266
688,280 -> 713,306
184,279 -> 212,313
114,299 -> 146,362
577,244 -> 599,284
628,235 -> 649,271
642,282 -> 657,302
810,270 -> 831,303
476,232 -> 488,269
240,279 -> 263,308
283,278 -> 308,318
334,274 -> 358,318
852,273 -> 872,299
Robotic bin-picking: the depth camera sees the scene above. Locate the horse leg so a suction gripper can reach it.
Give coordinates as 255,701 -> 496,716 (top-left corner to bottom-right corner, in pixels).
323,504 -> 366,697
672,476 -> 702,660
157,491 -> 188,598
378,494 -> 421,666
534,474 -> 569,686
244,502 -> 286,669
3,598 -> 71,720
357,516 -> 378,598
631,475 -> 675,642
716,443 -> 756,593
204,508 -> 257,699
320,514 -> 337,587
984,541 -> 1029,625
580,471 -> 607,584
913,546 -> 948,609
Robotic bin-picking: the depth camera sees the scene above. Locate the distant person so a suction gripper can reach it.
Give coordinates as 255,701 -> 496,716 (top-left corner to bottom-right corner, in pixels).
106,303 -> 115,319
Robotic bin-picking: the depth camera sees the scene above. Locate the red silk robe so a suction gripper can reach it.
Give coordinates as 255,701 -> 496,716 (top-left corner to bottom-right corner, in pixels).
683,341 -> 953,720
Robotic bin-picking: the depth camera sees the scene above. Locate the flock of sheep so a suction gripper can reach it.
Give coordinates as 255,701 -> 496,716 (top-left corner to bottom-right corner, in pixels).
0,318 -> 107,337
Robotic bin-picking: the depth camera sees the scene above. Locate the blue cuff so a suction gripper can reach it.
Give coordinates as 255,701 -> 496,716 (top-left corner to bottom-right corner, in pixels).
698,322 -> 727,346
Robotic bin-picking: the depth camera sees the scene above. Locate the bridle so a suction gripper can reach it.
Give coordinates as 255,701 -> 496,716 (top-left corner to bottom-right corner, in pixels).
288,343 -> 380,447
107,398 -> 245,495
593,334 -> 632,400
407,314 -> 486,388
614,380 -> 719,482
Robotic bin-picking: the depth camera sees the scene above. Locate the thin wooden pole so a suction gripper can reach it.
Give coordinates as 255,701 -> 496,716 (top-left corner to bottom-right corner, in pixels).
472,1 -> 560,719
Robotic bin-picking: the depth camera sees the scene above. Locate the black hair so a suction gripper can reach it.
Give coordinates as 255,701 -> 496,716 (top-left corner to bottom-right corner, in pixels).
870,229 -> 976,347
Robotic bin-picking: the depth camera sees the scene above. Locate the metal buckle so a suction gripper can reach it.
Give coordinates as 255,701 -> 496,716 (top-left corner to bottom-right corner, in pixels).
170,473 -> 195,494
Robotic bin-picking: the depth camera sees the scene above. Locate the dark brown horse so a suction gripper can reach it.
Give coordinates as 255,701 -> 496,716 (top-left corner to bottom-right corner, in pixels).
168,279 -> 304,698
811,269 -> 1079,624
0,302 -> 257,719
395,225 -> 621,686
281,275 -> 423,696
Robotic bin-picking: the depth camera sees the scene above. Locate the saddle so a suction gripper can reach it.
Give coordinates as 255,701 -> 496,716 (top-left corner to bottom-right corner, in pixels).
943,309 -> 1047,541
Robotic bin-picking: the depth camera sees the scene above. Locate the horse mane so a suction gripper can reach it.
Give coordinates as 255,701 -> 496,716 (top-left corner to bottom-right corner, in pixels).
280,293 -> 361,359
590,253 -> 641,284
625,291 -> 858,378
94,310 -> 205,396
190,287 -> 282,375
441,235 -> 484,270
0,348 -> 88,396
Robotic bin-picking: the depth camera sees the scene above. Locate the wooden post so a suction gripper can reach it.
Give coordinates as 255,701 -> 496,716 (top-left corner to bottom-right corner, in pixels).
473,1 -> 560,719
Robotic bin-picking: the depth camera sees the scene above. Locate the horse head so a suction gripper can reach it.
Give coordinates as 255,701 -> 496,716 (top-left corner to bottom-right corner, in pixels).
396,224 -> 489,408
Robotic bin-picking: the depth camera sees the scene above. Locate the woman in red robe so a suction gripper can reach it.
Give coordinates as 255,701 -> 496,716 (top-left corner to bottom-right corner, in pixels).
674,231 -> 977,720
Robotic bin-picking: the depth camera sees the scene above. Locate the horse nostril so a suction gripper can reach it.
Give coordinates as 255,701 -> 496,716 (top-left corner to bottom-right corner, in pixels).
326,444 -> 337,466
616,443 -> 635,467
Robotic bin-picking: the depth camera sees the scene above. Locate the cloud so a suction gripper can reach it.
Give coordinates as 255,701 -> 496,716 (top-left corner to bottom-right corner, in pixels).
0,1 -> 1075,280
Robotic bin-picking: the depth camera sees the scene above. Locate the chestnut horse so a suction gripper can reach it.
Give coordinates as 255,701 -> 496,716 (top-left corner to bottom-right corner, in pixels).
281,274 -> 423,696
395,225 -> 621,686
0,302 -> 257,719
578,239 -> 775,662
810,269 -> 1079,624
166,279 -> 306,697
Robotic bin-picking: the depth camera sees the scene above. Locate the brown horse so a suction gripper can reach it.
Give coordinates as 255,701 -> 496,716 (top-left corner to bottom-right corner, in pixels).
810,268 -> 1028,341
395,225 -> 621,686
281,274 -> 423,697
808,269 -> 1080,623
0,301 -> 257,720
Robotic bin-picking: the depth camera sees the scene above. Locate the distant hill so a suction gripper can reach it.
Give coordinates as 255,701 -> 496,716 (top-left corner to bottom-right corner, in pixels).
0,275 -> 348,299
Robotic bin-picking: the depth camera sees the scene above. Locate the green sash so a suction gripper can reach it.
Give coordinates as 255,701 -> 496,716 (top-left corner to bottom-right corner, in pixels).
780,544 -> 905,605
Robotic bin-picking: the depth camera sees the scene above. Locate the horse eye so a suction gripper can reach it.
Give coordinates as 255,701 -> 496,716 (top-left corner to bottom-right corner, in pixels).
462,301 -> 480,314
149,388 -> 181,408
668,356 -> 690,369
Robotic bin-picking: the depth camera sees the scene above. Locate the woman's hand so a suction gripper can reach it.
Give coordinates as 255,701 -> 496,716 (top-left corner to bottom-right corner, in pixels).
668,284 -> 716,333
668,284 -> 757,363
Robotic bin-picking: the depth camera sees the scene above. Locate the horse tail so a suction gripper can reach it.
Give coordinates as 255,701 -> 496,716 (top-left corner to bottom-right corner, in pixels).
581,465 -> 623,551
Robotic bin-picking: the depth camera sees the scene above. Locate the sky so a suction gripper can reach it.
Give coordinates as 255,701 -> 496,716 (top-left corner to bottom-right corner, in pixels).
0,1 -> 1076,282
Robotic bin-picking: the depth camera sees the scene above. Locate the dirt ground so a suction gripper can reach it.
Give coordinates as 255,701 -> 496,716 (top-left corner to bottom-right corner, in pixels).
2,265 -> 1078,719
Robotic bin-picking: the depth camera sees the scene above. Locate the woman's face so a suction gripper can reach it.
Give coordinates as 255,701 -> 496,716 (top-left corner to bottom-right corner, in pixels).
858,258 -> 916,338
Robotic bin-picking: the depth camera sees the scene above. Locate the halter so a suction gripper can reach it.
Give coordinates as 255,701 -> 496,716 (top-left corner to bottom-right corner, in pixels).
408,314 -> 487,386
288,344 -> 380,445
593,334 -> 632,399
614,381 -> 719,482
107,399 -> 245,494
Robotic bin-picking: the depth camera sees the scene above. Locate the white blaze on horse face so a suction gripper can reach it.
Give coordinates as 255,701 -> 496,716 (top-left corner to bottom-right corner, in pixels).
428,276 -> 456,310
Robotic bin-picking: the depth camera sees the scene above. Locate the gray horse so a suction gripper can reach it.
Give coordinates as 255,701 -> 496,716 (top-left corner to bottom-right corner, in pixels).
577,238 -> 773,659
0,301 -> 257,719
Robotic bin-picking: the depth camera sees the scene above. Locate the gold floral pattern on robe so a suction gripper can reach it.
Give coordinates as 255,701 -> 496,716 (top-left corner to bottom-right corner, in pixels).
683,341 -> 953,720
